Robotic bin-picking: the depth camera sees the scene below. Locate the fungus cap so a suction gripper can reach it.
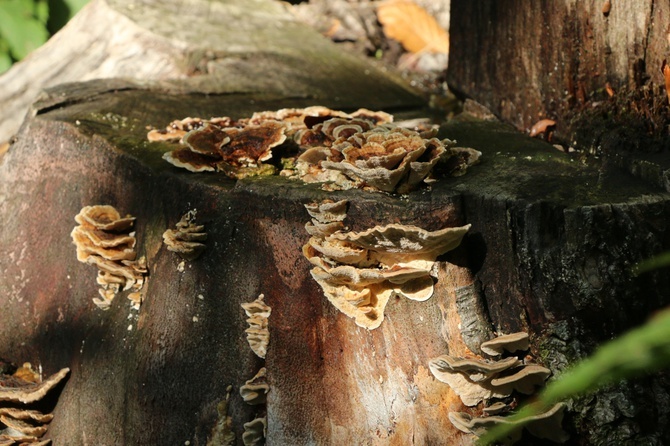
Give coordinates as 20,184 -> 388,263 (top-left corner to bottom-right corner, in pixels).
489,364 -> 551,395
241,294 -> 271,358
0,368 -> 69,404
480,332 -> 530,356
240,367 -> 269,405
242,416 -> 267,446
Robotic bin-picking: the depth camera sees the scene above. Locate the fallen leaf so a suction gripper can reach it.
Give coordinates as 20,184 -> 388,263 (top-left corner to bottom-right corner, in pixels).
377,1 -> 449,54
605,82 -> 615,97
662,59 -> 670,104
529,119 -> 556,138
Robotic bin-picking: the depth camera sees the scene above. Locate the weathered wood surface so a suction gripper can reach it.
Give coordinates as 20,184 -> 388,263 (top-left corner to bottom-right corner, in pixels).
448,0 -> 670,139
1,78 -> 670,444
0,0 -> 421,143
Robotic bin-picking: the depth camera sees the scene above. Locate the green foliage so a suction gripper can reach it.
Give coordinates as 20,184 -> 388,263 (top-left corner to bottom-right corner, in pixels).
633,251 -> 670,275
0,0 -> 88,74
479,307 -> 670,444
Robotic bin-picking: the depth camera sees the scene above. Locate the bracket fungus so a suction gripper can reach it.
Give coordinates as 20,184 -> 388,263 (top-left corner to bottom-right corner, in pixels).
242,417 -> 266,446
480,332 -> 530,356
240,368 -> 269,406
448,402 -> 569,444
241,294 -> 271,359
429,332 -> 567,444
71,205 -> 148,310
162,210 -> 207,260
0,364 -> 69,444
303,200 -> 470,329
150,106 -> 479,193
295,126 -> 457,193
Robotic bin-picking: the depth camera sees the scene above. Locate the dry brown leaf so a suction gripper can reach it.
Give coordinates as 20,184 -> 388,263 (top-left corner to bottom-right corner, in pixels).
662,59 -> 670,104
377,1 -> 449,54
529,119 -> 556,138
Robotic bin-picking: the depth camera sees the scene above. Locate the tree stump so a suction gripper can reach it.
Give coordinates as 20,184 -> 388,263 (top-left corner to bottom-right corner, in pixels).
0,0 -> 421,143
2,1 -> 670,445
1,77 -> 669,444
448,0 -> 670,154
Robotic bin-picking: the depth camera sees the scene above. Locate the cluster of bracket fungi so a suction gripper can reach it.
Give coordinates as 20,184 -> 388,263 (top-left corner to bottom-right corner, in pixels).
148,106 -> 480,194
429,332 -> 568,444
206,295 -> 271,445
70,205 -> 148,310
236,294 -> 271,446
0,361 -> 69,445
302,199 -> 470,329
162,210 -> 207,261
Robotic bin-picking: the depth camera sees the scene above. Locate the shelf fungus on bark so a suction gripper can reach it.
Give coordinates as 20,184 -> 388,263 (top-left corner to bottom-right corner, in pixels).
0,364 -> 69,444
303,200 -> 470,329
428,356 -> 520,406
295,126 -> 457,193
242,417 -> 266,446
240,367 -> 269,406
429,332 -> 567,444
150,106 -> 478,193
163,121 -> 287,178
448,402 -> 569,445
480,332 -> 530,356
241,294 -> 271,359
162,210 -> 207,260
71,205 -> 148,310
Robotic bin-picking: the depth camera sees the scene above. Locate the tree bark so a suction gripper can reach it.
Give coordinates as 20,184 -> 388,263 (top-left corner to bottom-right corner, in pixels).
448,0 -> 670,152
1,1 -> 670,445
1,78 -> 669,444
0,0 -> 421,143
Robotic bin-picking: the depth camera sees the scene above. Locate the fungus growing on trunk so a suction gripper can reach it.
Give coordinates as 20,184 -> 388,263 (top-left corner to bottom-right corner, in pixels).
241,294 -> 271,359
242,417 -> 266,446
147,117 -> 209,142
164,121 -> 287,179
480,332 -> 530,356
0,365 -> 69,443
489,364 -> 551,395
429,332 -> 568,444
296,126 -> 455,193
71,205 -> 147,310
162,210 -> 207,260
303,200 -> 470,329
150,107 -> 478,193
448,402 -> 569,444
240,367 -> 269,406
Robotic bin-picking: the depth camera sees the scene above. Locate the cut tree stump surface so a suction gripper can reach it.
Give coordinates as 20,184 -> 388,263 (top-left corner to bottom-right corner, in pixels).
1,81 -> 670,444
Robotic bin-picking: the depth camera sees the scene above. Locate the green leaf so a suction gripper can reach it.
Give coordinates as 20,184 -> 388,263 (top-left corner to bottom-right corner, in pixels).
0,49 -> 12,74
35,0 -> 50,24
0,0 -> 49,60
47,0 -> 89,34
62,0 -> 88,12
633,251 -> 670,275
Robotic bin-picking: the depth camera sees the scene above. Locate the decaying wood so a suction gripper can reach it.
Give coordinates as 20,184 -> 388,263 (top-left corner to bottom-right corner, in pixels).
448,0 -> 670,141
0,0 -> 421,143
0,79 -> 669,443
1,0 -> 670,444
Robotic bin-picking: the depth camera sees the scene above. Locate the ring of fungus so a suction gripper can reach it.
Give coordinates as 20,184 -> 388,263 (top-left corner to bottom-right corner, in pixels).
151,106 -> 480,193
